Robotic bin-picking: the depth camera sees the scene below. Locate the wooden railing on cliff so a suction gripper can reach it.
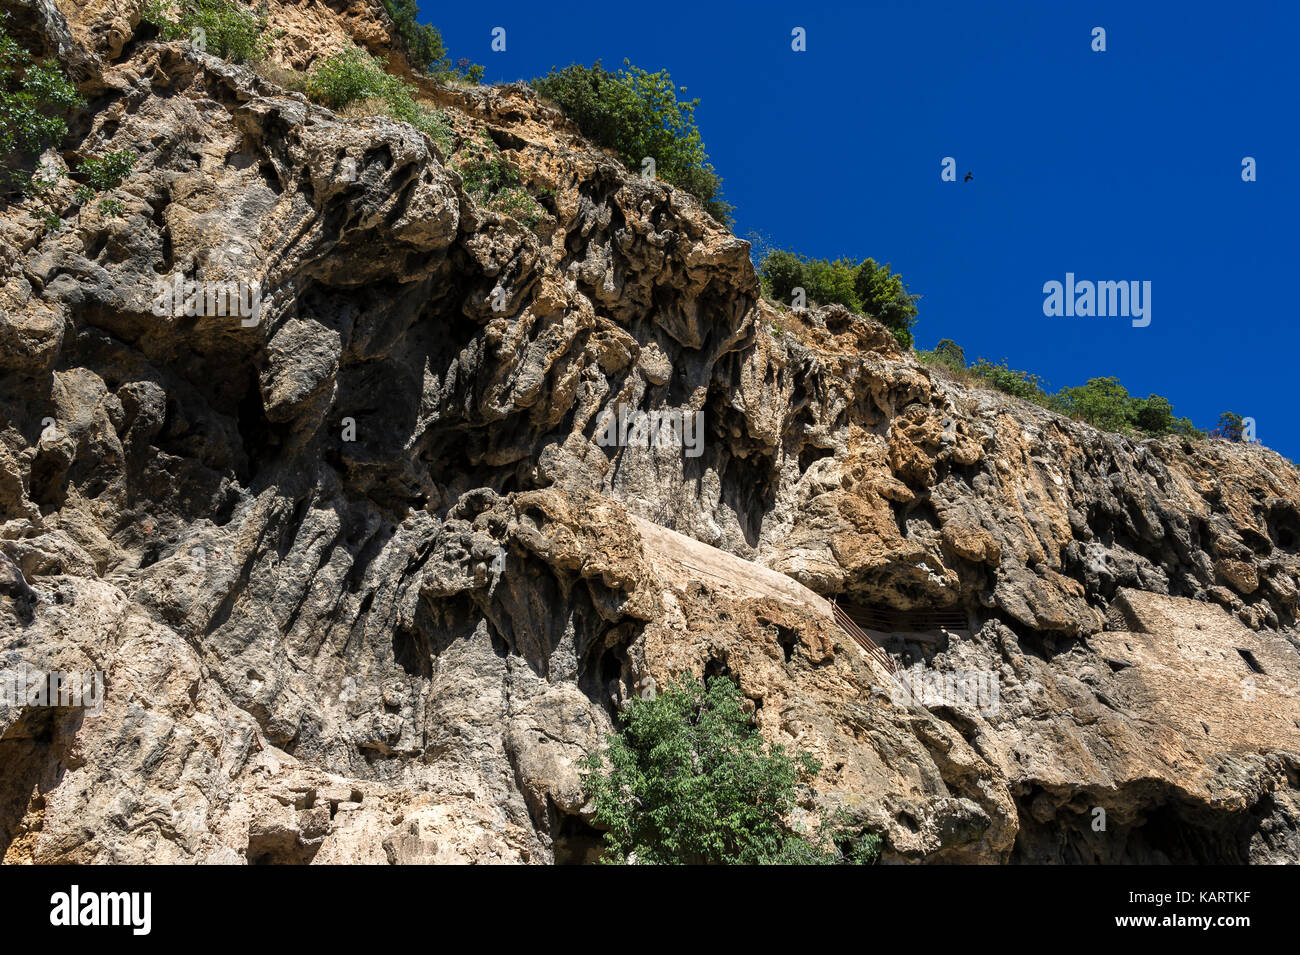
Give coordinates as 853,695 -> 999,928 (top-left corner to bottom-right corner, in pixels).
829,599 -> 899,675
836,603 -> 969,634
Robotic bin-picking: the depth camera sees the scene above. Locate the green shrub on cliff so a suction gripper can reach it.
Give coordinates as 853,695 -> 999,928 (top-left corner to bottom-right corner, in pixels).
74,150 -> 136,192
967,356 -> 1051,402
758,250 -> 920,347
1210,411 -> 1248,442
142,0 -> 269,64
454,131 -> 543,226
926,338 -> 966,371
0,23 -> 83,187
856,258 -> 920,347
918,343 -> 1204,439
580,674 -> 880,865
304,47 -> 450,151
531,60 -> 731,224
379,0 -> 482,82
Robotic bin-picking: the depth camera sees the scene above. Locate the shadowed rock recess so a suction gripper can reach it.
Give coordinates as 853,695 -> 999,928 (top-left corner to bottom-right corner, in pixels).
1,0 -> 1297,865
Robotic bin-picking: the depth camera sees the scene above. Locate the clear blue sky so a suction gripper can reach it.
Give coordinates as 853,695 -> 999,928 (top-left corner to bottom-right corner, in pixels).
420,0 -> 1299,458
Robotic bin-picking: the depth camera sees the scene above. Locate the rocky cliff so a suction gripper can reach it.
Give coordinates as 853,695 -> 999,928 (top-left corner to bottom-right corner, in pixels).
2,0 -> 1298,864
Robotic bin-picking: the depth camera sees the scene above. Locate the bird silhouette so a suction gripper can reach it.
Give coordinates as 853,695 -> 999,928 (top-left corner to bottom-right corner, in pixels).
964,172 -> 973,182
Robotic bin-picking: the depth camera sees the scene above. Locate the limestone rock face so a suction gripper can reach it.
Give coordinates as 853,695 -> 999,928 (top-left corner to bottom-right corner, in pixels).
1,0 -> 1297,864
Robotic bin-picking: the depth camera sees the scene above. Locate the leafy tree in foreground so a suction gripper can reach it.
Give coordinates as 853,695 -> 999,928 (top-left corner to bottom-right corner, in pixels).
580,674 -> 880,865
531,60 -> 731,224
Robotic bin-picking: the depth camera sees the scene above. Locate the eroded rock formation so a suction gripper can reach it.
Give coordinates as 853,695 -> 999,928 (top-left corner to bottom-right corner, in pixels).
1,0 -> 1297,863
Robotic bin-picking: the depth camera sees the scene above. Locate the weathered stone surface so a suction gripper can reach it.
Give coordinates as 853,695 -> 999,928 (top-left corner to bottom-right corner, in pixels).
0,0 -> 1297,864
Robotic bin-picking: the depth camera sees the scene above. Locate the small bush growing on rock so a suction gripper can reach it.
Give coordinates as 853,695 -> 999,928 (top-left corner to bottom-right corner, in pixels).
305,47 -> 451,152
921,338 -> 966,371
0,23 -> 83,188
925,343 -> 1205,439
580,674 -> 881,865
305,47 -> 400,110
1054,376 -> 1137,432
531,60 -> 732,224
142,0 -> 269,64
855,258 -> 920,347
1054,377 -> 1203,438
379,0 -> 482,82
760,250 -> 858,310
759,250 -> 920,347
1211,411 -> 1247,442
74,150 -> 135,191
454,131 -> 544,227
969,357 -> 1051,401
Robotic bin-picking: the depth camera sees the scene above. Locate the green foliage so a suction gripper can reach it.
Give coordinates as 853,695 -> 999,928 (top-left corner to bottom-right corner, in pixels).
454,132 -> 543,227
761,250 -> 850,310
378,0 -> 442,70
580,675 -> 880,865
75,150 -> 135,191
924,339 -> 1205,439
304,47 -> 451,151
855,258 -> 920,347
378,0 -> 482,82
969,357 -> 1051,401
0,23 -> 83,186
1054,376 -> 1136,432
1130,394 -> 1201,438
304,46 -> 399,109
97,198 -> 126,218
922,338 -> 966,371
142,0 -> 268,64
1054,378 -> 1203,437
1211,411 -> 1246,442
1131,393 -> 1175,435
759,250 -> 920,346
531,60 -> 731,224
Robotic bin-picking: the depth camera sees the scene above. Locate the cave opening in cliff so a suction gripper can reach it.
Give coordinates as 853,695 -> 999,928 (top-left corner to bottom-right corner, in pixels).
1267,500 -> 1300,552
234,369 -> 288,484
246,829 -> 324,865
1009,783 -> 1276,864
548,799 -> 604,865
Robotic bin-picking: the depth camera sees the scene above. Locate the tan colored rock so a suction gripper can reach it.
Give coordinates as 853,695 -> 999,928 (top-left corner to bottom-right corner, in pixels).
1216,558 -> 1260,595
1,0 -> 1298,866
